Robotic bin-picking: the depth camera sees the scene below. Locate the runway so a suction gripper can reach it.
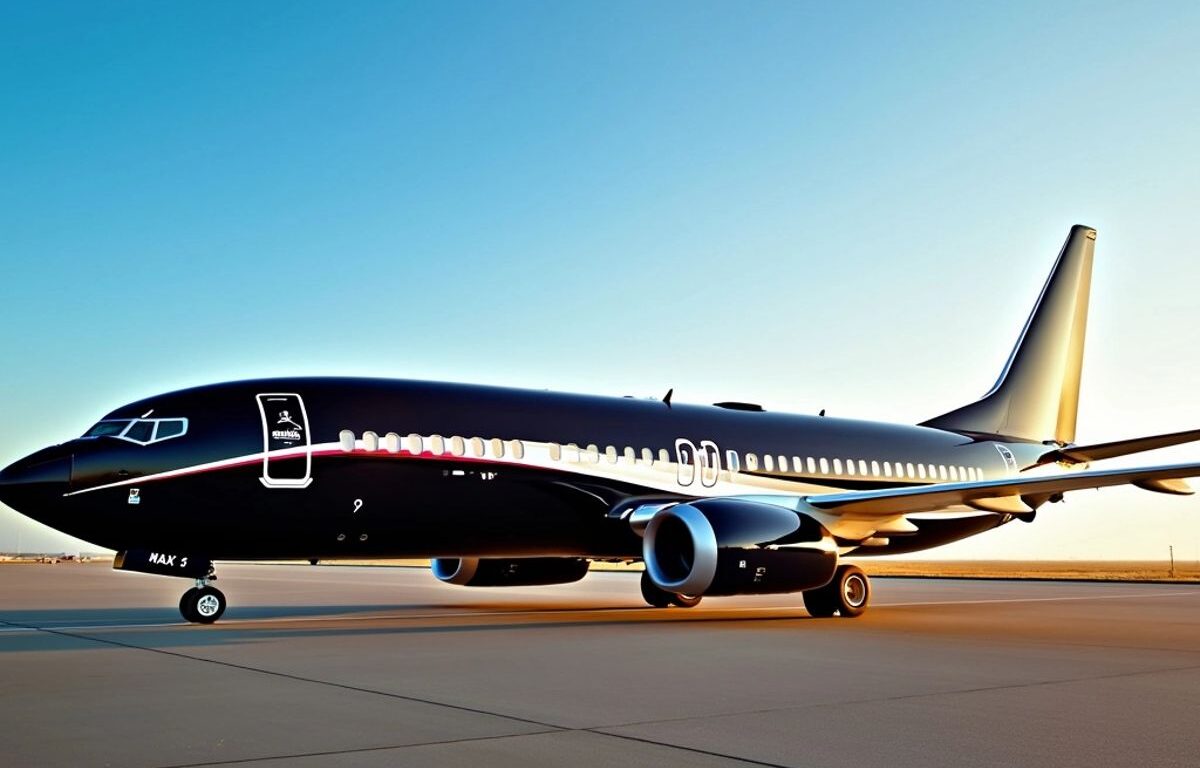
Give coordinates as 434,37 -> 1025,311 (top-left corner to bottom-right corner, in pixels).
3,564 -> 1199,767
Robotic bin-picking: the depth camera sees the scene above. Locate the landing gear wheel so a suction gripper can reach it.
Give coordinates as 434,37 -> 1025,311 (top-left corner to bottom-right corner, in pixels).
836,566 -> 870,618
669,593 -> 702,608
802,588 -> 837,618
640,571 -> 673,608
180,586 -> 227,624
803,565 -> 871,618
179,587 -> 200,623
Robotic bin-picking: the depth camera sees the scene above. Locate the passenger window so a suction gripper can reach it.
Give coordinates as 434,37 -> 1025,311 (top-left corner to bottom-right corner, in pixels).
658,448 -> 670,464
858,460 -> 868,475
549,443 -> 561,461
379,432 -> 398,456
949,466 -> 959,481
624,446 -> 636,463
383,432 -> 401,454
819,457 -> 829,474
510,440 -> 525,460
340,430 -> 356,452
490,438 -> 505,458
430,435 -> 446,455
833,459 -> 843,474
363,431 -> 380,452
470,437 -> 485,457
746,453 -> 759,471
407,434 -> 423,454
807,457 -> 817,473
565,443 -> 580,462
642,448 -> 654,464
939,465 -> 948,481
586,444 -> 600,463
726,450 -> 741,473
764,454 -> 775,472
123,420 -> 154,443
845,459 -> 855,476
871,461 -> 880,477
917,464 -> 927,479
792,457 -> 803,472
906,463 -> 916,478
450,436 -> 465,456
778,455 -> 788,472
883,461 -> 892,477
605,445 -> 617,463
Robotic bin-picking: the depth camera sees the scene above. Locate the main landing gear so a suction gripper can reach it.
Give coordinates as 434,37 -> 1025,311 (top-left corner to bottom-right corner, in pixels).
803,564 -> 870,618
640,571 -> 703,608
179,574 -> 227,624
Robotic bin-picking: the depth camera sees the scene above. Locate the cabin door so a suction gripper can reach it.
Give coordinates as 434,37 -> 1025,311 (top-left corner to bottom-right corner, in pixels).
256,393 -> 313,488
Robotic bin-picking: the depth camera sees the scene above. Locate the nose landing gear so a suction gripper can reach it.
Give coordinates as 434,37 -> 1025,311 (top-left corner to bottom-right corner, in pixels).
179,582 -> 227,624
112,550 -> 228,624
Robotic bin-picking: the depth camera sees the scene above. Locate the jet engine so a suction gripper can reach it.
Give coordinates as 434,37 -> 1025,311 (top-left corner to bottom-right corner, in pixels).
431,557 -> 590,587
642,498 -> 837,596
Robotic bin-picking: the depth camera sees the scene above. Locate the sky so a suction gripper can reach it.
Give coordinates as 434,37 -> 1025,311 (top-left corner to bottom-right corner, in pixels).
2,1 -> 1198,560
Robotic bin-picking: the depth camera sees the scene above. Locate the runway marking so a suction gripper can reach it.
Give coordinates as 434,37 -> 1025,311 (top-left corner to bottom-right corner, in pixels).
3,589 -> 1198,634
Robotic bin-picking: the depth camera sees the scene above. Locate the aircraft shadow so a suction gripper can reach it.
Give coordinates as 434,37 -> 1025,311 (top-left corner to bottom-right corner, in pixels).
0,602 -> 826,652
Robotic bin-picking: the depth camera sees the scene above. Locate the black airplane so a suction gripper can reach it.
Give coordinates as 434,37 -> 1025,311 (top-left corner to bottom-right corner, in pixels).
3,225 -> 1198,624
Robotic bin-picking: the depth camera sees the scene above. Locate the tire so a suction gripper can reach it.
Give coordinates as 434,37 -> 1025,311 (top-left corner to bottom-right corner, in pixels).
803,565 -> 871,618
179,587 -> 200,623
669,593 -> 702,608
802,587 -> 837,618
640,571 -> 673,608
191,586 -> 227,624
834,565 -> 870,618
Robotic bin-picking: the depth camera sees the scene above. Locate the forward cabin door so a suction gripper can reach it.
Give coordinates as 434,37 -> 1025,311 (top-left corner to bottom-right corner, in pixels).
256,393 -> 313,488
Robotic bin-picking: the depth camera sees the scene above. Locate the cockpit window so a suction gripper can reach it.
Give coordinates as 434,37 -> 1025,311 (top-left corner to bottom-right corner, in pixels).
124,421 -> 155,443
85,420 -> 132,437
154,420 -> 185,440
82,418 -> 189,445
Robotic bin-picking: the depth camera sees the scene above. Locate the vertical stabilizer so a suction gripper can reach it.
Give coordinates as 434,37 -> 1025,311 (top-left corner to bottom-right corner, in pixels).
921,225 -> 1096,444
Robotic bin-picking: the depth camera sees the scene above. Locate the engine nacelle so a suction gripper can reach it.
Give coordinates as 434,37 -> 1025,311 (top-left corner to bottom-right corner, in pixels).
643,499 -> 837,596
431,557 -> 590,587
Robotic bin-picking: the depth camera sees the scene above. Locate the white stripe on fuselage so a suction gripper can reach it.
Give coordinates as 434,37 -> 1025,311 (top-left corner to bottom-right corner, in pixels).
64,434 -> 960,504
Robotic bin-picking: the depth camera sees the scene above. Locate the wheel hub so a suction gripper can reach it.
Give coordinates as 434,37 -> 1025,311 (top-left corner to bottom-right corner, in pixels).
196,594 -> 220,617
843,575 -> 867,607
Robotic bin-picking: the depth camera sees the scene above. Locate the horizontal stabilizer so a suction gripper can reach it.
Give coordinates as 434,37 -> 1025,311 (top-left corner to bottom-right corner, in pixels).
1040,428 -> 1200,465
805,460 -> 1200,518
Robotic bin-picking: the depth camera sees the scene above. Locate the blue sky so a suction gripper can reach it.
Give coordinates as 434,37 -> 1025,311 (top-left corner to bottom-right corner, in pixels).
2,1 -> 1198,559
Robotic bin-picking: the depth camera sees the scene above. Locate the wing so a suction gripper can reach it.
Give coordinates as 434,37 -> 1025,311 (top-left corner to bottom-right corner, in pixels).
805,461 -> 1200,519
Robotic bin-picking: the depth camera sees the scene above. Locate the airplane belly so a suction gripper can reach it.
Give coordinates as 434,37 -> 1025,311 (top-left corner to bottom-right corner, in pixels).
75,454 -> 637,560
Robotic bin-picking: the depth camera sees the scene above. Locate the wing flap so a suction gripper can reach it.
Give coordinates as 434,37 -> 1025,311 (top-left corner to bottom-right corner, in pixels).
807,461 -> 1200,518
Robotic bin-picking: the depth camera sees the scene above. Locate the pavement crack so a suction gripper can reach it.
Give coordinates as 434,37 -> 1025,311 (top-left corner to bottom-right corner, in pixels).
146,730 -> 563,768
590,659 -> 1200,733
0,619 -> 564,731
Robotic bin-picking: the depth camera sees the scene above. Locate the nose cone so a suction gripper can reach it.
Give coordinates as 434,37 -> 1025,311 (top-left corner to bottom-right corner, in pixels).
0,451 -> 72,519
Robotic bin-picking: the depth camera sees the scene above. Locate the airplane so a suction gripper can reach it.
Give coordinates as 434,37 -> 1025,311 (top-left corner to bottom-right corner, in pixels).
2,224 -> 1199,625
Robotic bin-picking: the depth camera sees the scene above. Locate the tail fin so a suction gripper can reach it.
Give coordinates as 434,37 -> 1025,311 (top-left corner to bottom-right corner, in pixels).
921,225 -> 1096,444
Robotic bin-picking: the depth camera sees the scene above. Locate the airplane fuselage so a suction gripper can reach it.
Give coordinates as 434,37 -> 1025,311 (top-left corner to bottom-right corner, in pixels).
1,377 -> 1040,560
